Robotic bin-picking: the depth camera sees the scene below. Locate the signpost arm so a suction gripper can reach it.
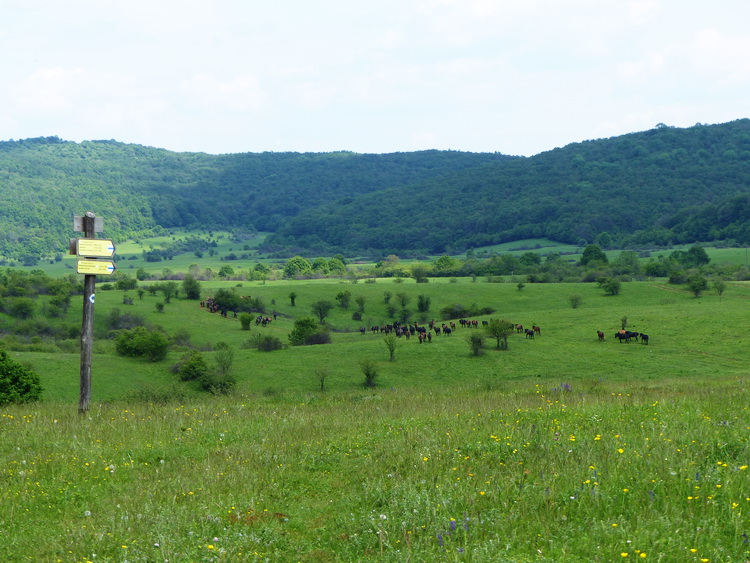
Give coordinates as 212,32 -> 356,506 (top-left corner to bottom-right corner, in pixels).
79,212 -> 96,415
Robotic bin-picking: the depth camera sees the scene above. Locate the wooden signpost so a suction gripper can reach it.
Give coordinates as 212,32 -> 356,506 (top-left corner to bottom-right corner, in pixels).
72,212 -> 115,414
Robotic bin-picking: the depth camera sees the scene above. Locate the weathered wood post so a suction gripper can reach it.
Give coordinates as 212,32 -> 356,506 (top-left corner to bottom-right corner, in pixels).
79,212 -> 97,414
72,212 -> 115,415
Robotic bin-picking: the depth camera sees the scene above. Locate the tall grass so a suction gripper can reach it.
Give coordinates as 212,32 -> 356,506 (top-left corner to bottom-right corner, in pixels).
1,381 -> 747,561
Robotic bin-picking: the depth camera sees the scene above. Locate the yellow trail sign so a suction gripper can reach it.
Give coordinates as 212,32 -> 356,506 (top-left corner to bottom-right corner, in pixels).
76,239 -> 116,257
76,259 -> 116,275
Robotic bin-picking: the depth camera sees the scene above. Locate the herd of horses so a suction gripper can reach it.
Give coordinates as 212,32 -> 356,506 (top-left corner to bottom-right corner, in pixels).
598,329 -> 649,344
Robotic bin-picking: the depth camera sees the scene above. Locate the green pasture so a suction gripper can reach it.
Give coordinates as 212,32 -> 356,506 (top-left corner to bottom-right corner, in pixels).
19,276 -> 750,402
2,277 -> 750,560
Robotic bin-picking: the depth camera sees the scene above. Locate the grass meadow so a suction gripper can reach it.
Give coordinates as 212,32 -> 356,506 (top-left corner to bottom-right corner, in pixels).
1,277 -> 749,561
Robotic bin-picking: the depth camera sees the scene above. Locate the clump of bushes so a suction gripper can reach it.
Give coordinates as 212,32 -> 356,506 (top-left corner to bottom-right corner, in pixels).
440,303 -> 495,320
115,327 -> 169,362
0,349 -> 42,405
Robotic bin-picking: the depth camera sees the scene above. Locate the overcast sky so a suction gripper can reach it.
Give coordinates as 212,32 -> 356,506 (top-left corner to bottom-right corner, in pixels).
2,1 -> 749,156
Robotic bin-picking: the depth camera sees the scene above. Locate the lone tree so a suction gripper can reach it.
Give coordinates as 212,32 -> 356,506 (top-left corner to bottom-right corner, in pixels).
0,349 -> 42,406
484,319 -> 515,350
182,274 -> 201,300
289,291 -> 297,306
383,334 -> 398,361
311,300 -> 334,323
688,273 -> 709,297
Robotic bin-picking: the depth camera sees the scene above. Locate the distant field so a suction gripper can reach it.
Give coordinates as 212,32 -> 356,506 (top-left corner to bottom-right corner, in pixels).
11,232 -> 750,279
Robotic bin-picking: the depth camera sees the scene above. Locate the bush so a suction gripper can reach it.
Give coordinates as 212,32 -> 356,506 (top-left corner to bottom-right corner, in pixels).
0,349 -> 42,405
289,317 -> 330,346
197,371 -> 236,395
360,359 -> 379,388
174,350 -> 209,381
239,313 -> 254,330
256,335 -> 284,351
115,327 -> 170,362
468,333 -> 485,356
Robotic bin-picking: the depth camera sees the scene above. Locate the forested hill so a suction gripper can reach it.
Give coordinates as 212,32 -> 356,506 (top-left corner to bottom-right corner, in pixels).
0,138 -> 507,261
2,119 -> 750,261
268,119 -> 750,255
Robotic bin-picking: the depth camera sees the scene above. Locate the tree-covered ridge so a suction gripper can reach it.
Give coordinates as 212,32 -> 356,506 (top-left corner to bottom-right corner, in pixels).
2,119 -> 750,261
0,137 -> 507,261
267,120 -> 750,254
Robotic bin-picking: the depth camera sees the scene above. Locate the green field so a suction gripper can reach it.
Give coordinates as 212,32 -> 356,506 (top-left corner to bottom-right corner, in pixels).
1,276 -> 749,561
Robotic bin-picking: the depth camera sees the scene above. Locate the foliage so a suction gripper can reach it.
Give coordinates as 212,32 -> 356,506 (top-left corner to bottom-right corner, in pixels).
359,359 -> 378,387
687,273 -> 709,297
335,290 -> 351,309
580,244 -> 608,266
467,333 -> 485,356
383,334 -> 397,361
250,334 -> 284,351
288,317 -> 331,346
181,274 -> 201,300
0,349 -> 42,405
114,326 -> 169,362
599,277 -> 621,296
239,313 -> 253,330
310,300 -> 334,323
484,319 -> 514,350
569,293 -> 583,309
175,350 -> 209,382
213,342 -> 234,378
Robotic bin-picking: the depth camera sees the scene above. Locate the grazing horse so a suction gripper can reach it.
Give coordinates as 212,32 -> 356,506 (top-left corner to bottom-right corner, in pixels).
525,328 -> 535,339
615,331 -> 630,343
597,330 -> 605,342
533,325 -> 541,336
516,324 -> 524,333
639,333 -> 649,345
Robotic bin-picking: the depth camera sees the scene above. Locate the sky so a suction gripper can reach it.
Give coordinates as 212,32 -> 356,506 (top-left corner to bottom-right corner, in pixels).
2,0 -> 750,157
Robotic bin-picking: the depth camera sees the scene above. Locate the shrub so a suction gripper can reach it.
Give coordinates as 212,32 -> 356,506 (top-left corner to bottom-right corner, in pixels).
360,359 -> 379,388
115,327 -> 169,362
468,333 -> 485,356
174,350 -> 209,381
0,349 -> 42,405
239,313 -> 254,330
197,371 -> 236,395
289,317 -> 331,346
255,335 -> 284,351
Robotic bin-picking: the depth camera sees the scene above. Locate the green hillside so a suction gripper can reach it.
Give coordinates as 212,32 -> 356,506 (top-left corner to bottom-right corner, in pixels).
3,119 -> 750,262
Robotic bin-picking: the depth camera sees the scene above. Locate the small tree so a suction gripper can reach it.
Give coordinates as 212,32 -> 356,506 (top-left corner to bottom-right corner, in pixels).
383,291 -> 392,304
239,313 -> 253,330
360,359 -> 378,388
383,334 -> 398,361
182,274 -> 201,300
311,300 -> 334,323
289,291 -> 297,306
355,295 -> 366,313
516,281 -> 525,291
713,279 -> 726,301
468,333 -> 485,356
214,342 -> 234,378
0,349 -> 42,405
315,367 -> 330,391
569,294 -> 583,309
600,278 -> 621,296
158,281 -> 179,304
417,294 -> 431,313
395,292 -> 411,308
688,273 -> 709,297
485,319 -> 514,350
335,290 -> 352,309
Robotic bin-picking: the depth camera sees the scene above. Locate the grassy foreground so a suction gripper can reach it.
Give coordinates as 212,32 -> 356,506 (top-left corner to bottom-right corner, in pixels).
1,381 -> 748,562
2,277 -> 750,561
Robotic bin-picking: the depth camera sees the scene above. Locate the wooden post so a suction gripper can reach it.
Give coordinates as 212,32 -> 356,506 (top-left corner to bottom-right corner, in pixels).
79,212 -> 97,414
